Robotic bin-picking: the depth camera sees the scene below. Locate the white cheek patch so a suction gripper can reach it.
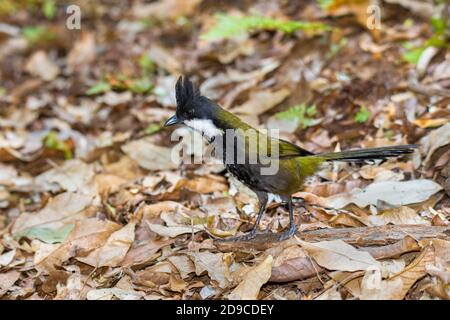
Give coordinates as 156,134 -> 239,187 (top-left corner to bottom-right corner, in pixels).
184,119 -> 223,140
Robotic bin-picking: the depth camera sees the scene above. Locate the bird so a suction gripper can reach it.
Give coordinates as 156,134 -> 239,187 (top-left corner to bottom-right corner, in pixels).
164,76 -> 418,241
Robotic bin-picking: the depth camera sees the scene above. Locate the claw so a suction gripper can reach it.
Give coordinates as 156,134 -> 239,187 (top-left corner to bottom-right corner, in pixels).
277,223 -> 298,241
219,229 -> 258,242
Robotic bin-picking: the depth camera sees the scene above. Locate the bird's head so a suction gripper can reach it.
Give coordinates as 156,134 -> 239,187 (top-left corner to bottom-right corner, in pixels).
164,76 -> 224,139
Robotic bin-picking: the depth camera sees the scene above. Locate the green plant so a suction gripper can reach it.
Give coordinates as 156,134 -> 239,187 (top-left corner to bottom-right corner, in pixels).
201,14 -> 331,41
43,131 -> 73,159
354,105 -> 371,123
276,104 -> 317,129
42,0 -> 56,19
86,82 -> 111,95
402,16 -> 448,65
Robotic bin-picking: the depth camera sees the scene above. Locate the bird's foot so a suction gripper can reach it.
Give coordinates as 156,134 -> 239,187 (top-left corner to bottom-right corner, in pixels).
219,229 -> 257,242
276,223 -> 298,241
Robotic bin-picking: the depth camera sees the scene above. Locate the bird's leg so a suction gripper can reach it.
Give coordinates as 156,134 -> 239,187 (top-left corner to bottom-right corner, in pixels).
277,197 -> 298,241
243,192 -> 268,239
221,192 -> 267,242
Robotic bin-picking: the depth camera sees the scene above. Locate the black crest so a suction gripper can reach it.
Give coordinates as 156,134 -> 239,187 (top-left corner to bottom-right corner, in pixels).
175,76 -> 200,109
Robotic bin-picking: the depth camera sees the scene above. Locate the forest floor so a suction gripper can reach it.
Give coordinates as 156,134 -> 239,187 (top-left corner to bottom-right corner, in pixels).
0,0 -> 449,300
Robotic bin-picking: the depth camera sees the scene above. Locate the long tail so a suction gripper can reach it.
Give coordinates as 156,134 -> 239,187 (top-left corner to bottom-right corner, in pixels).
319,144 -> 418,162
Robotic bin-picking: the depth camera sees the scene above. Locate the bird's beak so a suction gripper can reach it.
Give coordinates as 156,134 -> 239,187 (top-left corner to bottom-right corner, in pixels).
164,115 -> 179,127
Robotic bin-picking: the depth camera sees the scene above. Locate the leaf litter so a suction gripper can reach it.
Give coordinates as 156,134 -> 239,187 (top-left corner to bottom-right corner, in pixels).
0,0 -> 449,300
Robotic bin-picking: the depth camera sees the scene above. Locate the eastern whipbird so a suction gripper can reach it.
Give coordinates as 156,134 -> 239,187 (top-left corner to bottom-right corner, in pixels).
164,76 -> 418,241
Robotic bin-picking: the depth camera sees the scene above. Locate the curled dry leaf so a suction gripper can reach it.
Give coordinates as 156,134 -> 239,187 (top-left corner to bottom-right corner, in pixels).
77,222 -> 136,267
297,238 -> 379,272
121,137 -> 179,171
228,255 -> 273,300
270,245 -> 321,282
362,236 -> 421,260
420,123 -> 450,166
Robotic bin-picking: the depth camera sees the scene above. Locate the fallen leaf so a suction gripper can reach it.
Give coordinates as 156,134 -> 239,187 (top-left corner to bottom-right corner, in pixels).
0,249 -> 16,267
87,288 -> 144,300
324,180 -> 443,209
360,246 -> 435,299
147,221 -> 205,238
231,88 -> 290,115
147,45 -> 181,75
121,138 -> 179,171
362,206 -> 430,226
297,239 -> 379,272
67,32 -> 96,70
25,50 -> 60,81
77,222 -> 136,267
35,159 -> 95,193
35,218 -> 121,272
131,0 -> 201,19
228,255 -> 273,300
12,192 -> 94,236
420,123 -> 450,165
270,245 -> 321,282
167,255 -> 196,279
20,224 -> 75,244
0,270 -> 20,294
190,251 -> 230,288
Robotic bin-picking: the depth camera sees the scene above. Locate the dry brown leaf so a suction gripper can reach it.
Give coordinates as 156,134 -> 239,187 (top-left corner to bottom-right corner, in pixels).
167,255 -> 196,279
190,251 -> 230,289
420,123 -> 450,166
182,175 -> 229,194
317,180 -> 443,209
87,288 -> 145,300
270,245 -> 321,282
362,236 -> 421,260
228,255 -> 273,300
25,50 -> 60,81
77,222 -> 136,267
360,246 -> 435,299
147,45 -> 181,75
67,32 -> 96,70
121,138 -> 179,171
0,270 -> 20,294
362,206 -> 430,226
12,192 -> 94,236
297,238 -> 379,272
35,159 -> 95,193
231,88 -> 290,115
0,249 -> 16,267
34,218 -> 121,272
132,0 -> 201,19
122,239 -> 173,267
147,221 -> 205,238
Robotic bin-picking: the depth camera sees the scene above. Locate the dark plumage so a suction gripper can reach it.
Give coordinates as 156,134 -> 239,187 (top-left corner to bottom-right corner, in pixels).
165,76 -> 418,241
